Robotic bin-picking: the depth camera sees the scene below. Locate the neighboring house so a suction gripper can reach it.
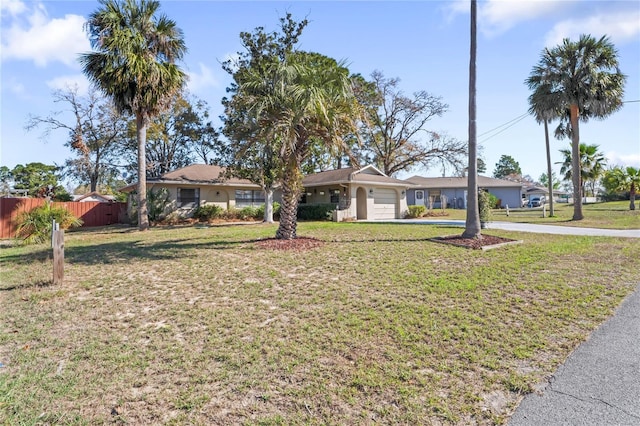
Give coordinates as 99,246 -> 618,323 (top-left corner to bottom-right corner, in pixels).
405,175 -> 523,209
120,164 -> 264,217
73,192 -> 116,203
522,185 -> 568,205
301,165 -> 411,220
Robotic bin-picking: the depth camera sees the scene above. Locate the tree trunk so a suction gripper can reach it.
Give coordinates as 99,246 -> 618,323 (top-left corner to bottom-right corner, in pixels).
569,104 -> 583,220
264,187 -> 274,223
630,183 -> 636,211
276,160 -> 302,240
136,112 -> 150,231
462,0 -> 481,238
544,119 -> 554,216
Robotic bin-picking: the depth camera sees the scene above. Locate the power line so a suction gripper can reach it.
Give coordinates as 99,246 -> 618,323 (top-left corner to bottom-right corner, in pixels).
479,114 -> 529,144
477,112 -> 529,138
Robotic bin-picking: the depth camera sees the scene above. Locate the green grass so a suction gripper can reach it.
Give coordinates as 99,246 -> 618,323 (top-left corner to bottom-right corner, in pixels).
422,201 -> 638,230
490,200 -> 639,229
1,221 -> 638,425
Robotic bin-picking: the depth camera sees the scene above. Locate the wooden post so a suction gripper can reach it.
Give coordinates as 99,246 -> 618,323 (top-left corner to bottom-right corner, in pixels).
542,203 -> 546,218
53,230 -> 64,285
505,204 -> 510,217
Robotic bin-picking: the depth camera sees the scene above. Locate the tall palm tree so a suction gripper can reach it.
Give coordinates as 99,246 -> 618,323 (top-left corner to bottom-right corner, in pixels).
80,0 -> 187,230
526,34 -> 625,220
463,0 -> 480,238
526,85 -> 564,216
559,143 -> 607,199
242,51 -> 361,239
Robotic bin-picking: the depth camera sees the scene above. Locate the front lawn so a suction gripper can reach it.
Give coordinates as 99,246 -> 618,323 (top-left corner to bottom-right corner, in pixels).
1,222 -> 638,424
422,201 -> 638,230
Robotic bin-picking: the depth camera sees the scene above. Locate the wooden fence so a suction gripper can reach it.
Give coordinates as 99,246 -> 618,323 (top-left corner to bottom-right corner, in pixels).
0,198 -> 128,239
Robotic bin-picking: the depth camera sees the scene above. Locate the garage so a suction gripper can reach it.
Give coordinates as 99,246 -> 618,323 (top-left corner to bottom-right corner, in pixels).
373,188 -> 397,219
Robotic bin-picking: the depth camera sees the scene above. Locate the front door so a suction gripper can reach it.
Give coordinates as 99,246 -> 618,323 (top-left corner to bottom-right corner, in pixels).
415,190 -> 425,206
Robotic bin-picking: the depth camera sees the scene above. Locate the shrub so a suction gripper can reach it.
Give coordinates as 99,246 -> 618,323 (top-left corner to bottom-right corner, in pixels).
193,204 -> 224,221
256,202 -> 281,221
486,192 -> 500,209
297,204 -> 334,221
406,205 -> 426,218
15,202 -> 83,245
128,188 -> 171,224
238,206 -> 259,220
478,190 -> 492,224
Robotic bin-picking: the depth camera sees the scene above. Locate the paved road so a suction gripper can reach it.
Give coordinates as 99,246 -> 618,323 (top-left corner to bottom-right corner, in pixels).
379,219 -> 640,238
508,288 -> 640,426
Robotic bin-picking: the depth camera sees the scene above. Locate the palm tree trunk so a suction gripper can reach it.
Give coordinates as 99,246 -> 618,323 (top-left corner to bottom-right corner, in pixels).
276,159 -> 302,240
569,104 -> 583,220
544,119 -> 554,216
462,0 -> 481,238
630,183 -> 636,211
136,112 -> 150,231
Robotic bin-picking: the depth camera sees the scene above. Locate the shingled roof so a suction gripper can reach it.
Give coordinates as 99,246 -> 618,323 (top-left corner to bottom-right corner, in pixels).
120,164 -> 259,192
302,165 -> 411,187
405,175 -> 523,189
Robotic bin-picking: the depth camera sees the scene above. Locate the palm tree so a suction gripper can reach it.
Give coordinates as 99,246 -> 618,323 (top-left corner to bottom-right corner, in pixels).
526,85 -> 564,216
559,143 -> 607,199
463,0 -> 480,238
80,0 -> 187,230
241,51 -> 361,239
604,166 -> 640,210
526,34 -> 625,220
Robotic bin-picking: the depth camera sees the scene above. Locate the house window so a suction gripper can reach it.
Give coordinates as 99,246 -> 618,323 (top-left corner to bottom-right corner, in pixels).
429,190 -> 441,203
235,190 -> 265,208
178,188 -> 199,207
330,189 -> 340,204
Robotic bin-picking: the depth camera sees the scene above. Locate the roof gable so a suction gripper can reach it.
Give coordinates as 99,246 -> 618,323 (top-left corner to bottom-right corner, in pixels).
302,165 -> 410,187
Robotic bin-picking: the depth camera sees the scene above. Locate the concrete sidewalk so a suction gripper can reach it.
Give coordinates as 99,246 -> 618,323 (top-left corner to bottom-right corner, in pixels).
508,287 -> 640,425
379,219 -> 640,238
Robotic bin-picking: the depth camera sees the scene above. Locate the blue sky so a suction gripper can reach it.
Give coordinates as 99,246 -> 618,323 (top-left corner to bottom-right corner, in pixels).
1,0 -> 639,183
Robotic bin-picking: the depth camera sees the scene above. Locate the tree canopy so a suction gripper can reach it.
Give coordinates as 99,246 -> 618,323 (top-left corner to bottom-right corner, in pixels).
356,70 -> 464,177
493,155 -> 522,179
25,86 -> 128,193
80,0 -> 187,230
602,166 -> 640,210
9,163 -> 71,200
526,34 -> 625,220
558,143 -> 607,198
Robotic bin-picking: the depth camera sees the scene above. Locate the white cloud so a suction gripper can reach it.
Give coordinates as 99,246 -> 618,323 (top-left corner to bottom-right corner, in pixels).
479,0 -> 568,37
186,62 -> 219,93
606,151 -> 640,169
0,0 -> 27,17
1,2 -> 89,67
46,74 -> 90,95
544,8 -> 640,47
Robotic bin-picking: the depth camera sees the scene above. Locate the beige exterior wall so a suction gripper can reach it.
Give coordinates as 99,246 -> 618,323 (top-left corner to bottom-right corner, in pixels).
302,184 -> 408,220
145,183 -> 260,218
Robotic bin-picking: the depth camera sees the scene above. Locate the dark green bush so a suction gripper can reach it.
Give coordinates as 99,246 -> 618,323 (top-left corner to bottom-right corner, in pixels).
193,204 -> 224,221
478,190 -> 492,223
406,205 -> 426,218
297,203 -> 335,221
15,202 -> 83,245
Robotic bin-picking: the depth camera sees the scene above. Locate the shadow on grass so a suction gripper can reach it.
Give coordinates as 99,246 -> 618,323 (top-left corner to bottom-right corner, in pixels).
0,279 -> 52,292
0,237 -> 269,267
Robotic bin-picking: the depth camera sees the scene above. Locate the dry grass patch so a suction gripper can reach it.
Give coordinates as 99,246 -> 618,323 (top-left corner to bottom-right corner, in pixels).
1,222 -> 638,425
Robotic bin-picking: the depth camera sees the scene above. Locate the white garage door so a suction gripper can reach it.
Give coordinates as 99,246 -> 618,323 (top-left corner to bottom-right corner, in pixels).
373,188 -> 397,219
